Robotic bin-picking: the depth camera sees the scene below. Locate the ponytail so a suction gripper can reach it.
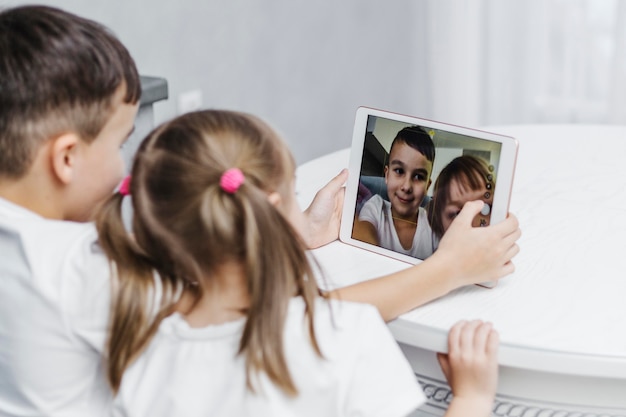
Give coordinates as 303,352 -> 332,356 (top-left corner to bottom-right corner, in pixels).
232,185 -> 322,396
96,190 -> 178,392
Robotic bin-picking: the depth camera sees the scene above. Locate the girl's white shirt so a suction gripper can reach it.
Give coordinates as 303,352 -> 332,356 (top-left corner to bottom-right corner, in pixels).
113,297 -> 426,417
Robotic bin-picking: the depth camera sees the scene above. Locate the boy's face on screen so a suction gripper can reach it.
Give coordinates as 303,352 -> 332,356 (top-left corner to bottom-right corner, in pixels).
67,88 -> 138,221
384,142 -> 432,221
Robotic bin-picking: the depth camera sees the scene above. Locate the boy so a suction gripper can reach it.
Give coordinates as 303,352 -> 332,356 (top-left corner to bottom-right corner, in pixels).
0,5 -> 520,417
356,126 -> 436,259
0,5 -> 141,416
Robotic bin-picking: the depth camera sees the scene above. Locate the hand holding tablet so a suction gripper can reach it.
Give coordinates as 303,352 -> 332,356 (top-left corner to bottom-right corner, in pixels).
340,107 -> 518,288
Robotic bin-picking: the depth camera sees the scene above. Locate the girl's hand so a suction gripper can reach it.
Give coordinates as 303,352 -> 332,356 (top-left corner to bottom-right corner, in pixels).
436,200 -> 521,287
437,320 -> 499,414
303,169 -> 348,248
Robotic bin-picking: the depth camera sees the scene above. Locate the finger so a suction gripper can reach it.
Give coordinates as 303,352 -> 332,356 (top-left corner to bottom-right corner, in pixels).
497,240 -> 520,268
499,260 -> 516,277
459,320 -> 482,351
505,241 -> 520,260
325,168 -> 349,191
455,200 -> 485,225
486,259 -> 516,283
487,225 -> 520,263
492,213 -> 520,238
448,320 -> 467,353
492,236 -> 520,265
486,328 -> 500,357
502,227 -> 522,245
473,322 -> 493,352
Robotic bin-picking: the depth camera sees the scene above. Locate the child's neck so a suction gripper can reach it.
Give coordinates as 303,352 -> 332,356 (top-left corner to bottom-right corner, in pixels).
176,261 -> 250,328
0,176 -> 64,219
391,213 -> 418,251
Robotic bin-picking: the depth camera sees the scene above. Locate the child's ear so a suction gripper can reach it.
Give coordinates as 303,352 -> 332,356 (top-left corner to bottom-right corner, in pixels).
267,191 -> 282,208
50,133 -> 80,185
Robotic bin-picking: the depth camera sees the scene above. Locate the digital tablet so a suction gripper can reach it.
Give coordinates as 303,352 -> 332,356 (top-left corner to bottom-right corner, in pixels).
339,107 -> 518,288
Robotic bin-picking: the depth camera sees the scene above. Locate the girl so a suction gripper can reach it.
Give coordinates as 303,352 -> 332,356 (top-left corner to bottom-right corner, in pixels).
97,110 -> 499,417
429,155 -> 496,247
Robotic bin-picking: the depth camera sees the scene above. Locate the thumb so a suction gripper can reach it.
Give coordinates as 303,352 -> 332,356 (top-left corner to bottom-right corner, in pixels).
327,168 -> 349,190
315,169 -> 349,198
454,200 -> 484,225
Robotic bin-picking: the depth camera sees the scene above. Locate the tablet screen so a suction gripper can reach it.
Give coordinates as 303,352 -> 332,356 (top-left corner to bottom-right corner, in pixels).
340,107 -> 518,267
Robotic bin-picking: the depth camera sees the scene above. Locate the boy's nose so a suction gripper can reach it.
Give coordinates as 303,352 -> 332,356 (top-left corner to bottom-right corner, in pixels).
402,178 -> 412,193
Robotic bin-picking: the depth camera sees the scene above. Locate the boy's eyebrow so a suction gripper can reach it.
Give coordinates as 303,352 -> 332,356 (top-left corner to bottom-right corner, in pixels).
389,160 -> 430,175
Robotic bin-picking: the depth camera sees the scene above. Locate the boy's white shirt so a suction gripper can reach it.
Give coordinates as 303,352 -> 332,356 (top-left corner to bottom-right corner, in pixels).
113,297 -> 425,417
359,194 -> 435,259
0,197 -> 112,417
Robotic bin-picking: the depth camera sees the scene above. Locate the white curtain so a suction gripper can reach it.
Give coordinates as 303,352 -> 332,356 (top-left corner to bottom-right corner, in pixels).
12,0 -> 625,163
423,0 -> 626,127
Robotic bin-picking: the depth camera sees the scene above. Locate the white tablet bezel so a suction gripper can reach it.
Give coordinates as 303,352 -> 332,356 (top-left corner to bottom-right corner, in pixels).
339,106 -> 518,286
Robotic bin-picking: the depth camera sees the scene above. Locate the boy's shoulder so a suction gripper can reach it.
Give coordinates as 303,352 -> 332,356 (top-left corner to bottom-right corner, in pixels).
360,194 -> 389,216
0,197 -> 108,291
0,198 -> 99,249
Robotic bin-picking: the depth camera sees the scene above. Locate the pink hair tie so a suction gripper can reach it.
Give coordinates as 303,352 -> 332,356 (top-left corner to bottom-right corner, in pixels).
119,175 -> 131,196
220,168 -> 245,194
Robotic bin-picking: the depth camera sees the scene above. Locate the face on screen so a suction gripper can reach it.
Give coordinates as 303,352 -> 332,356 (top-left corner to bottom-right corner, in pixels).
351,115 -> 501,261
433,154 -> 496,240
384,140 -> 432,221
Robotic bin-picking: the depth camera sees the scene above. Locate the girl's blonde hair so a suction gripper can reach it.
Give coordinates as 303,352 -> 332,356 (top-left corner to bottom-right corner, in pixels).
96,110 -> 322,395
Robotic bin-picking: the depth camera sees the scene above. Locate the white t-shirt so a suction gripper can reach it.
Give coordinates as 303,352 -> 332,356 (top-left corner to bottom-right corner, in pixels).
113,297 -> 426,417
0,198 -> 112,417
359,194 -> 434,259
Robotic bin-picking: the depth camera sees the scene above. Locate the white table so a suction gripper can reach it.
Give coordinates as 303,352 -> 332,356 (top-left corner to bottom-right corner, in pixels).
295,125 -> 626,415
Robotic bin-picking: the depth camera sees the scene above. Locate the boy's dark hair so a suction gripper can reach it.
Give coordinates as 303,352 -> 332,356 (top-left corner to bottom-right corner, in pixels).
389,126 -> 435,163
0,5 -> 141,178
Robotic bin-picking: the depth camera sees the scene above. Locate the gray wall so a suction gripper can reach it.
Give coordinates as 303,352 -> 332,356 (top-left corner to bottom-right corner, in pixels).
2,0 -> 432,165
6,1 -> 620,164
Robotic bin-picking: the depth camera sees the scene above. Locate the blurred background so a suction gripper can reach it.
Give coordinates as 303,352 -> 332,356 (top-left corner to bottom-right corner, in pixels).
2,0 -> 625,164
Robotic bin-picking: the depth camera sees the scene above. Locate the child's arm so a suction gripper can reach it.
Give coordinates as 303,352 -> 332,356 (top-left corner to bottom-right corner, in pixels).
327,201 -> 520,321
438,320 -> 499,417
351,216 -> 379,246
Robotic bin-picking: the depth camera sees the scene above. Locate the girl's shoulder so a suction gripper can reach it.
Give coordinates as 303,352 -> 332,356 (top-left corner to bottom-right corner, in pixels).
287,297 -> 386,344
284,296 -> 425,415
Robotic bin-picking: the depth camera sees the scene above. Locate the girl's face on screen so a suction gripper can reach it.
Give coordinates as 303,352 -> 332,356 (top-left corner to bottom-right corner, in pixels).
442,177 -> 493,232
